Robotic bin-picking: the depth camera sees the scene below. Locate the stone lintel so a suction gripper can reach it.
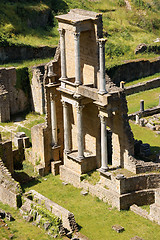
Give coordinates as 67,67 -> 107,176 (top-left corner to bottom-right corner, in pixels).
45,83 -> 60,88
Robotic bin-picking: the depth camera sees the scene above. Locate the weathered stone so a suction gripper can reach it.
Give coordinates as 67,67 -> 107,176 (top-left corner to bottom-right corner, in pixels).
0,209 -> 5,219
43,221 -> 51,230
5,212 -> 14,221
116,174 -> 125,180
26,215 -> 33,222
112,225 -> 124,233
80,190 -> 88,196
135,43 -> 147,54
130,236 -> 144,240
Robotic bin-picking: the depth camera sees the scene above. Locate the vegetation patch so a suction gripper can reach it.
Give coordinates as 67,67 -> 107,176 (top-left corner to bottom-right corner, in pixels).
126,87 -> 160,114
80,171 -> 100,185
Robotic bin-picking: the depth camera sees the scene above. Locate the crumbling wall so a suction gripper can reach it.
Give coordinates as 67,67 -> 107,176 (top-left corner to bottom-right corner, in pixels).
0,67 -> 29,116
0,140 -> 14,174
0,91 -> 10,122
107,58 -> 160,86
0,158 -> 22,208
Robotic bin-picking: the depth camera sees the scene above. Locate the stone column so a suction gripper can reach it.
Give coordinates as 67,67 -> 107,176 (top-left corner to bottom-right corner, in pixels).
76,104 -> 84,160
99,114 -> 108,171
98,39 -> 107,95
59,29 -> 67,79
74,32 -> 81,85
140,100 -> 144,112
62,101 -> 71,154
40,74 -> 45,114
50,93 -> 58,146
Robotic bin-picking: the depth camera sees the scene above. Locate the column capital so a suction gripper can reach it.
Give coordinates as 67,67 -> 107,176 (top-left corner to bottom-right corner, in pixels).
58,28 -> 65,37
98,38 -> 107,48
74,32 -> 80,41
98,114 -> 107,124
61,100 -> 68,108
76,104 -> 84,114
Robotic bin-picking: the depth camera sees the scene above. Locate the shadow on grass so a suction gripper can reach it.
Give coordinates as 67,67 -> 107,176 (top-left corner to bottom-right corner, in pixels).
14,171 -> 41,193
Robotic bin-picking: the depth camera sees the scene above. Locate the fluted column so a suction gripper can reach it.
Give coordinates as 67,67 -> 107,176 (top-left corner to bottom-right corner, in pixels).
98,39 -> 107,95
74,32 -> 81,85
62,101 -> 71,154
50,93 -> 57,146
59,29 -> 67,79
76,104 -> 84,160
99,114 -> 108,171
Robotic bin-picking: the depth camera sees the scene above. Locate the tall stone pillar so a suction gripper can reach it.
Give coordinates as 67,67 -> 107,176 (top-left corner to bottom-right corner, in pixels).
98,39 -> 107,95
99,114 -> 108,171
140,100 -> 144,112
62,101 -> 71,154
40,74 -> 45,114
59,29 -> 67,79
74,32 -> 81,85
50,93 -> 58,146
76,104 -> 84,160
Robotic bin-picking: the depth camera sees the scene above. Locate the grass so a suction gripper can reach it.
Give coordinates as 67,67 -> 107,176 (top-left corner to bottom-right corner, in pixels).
0,201 -> 59,240
125,72 -> 160,87
126,87 -> 160,114
0,57 -> 54,69
81,171 -> 100,185
23,173 -> 160,240
130,121 -> 160,154
0,0 -> 160,69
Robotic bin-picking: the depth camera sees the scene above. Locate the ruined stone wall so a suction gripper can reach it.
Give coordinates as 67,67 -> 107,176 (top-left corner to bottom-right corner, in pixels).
107,58 -> 160,86
0,67 -> 29,116
0,46 -> 56,64
125,77 -> 160,95
31,65 -> 45,114
107,92 -> 134,168
0,158 -> 22,208
0,140 -> 14,174
0,92 -> 10,122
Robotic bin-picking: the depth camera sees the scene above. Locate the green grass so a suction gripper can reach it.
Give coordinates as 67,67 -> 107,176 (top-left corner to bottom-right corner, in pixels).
81,171 -> 100,185
125,72 -> 160,87
0,57 -> 54,69
0,0 -> 160,68
0,201 -> 59,240
130,121 -> 160,154
126,87 -> 160,114
23,174 -> 160,240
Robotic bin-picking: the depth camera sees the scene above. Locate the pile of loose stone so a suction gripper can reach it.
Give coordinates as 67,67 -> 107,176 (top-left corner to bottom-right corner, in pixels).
137,113 -> 160,134
20,197 -> 66,239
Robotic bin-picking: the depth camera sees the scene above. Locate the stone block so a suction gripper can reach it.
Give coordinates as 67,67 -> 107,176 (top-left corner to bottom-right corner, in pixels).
23,137 -> 30,148
112,225 -> 124,233
51,160 -> 62,176
0,209 -> 5,218
5,212 -> 14,221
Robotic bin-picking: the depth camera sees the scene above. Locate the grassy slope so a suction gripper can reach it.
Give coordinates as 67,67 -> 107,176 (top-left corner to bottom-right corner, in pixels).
0,0 -> 159,67
126,87 -> 160,114
24,174 -> 160,240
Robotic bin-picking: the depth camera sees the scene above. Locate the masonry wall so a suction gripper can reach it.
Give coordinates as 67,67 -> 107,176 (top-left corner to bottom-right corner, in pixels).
0,158 -> 22,208
0,67 -> 29,116
107,58 -> 160,86
0,141 -> 14,174
0,92 -> 10,122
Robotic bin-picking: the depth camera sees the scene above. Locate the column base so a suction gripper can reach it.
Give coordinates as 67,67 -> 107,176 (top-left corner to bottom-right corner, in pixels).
100,166 -> 109,172
74,81 -> 82,86
64,149 -> 71,155
98,90 -> 108,95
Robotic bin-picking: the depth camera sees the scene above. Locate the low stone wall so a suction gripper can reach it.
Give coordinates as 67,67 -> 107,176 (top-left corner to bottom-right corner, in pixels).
0,46 -> 56,64
125,77 -> 160,95
26,190 -> 78,232
60,165 -> 155,210
129,106 -> 160,120
107,58 -> 160,86
0,158 -> 22,208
